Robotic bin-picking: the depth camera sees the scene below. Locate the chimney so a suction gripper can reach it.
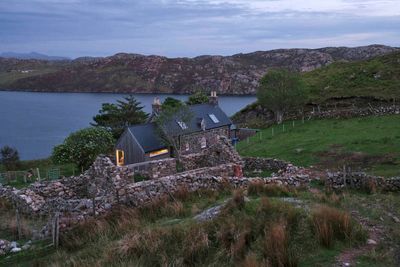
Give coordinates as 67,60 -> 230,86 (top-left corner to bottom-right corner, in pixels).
209,91 -> 218,105
152,97 -> 162,114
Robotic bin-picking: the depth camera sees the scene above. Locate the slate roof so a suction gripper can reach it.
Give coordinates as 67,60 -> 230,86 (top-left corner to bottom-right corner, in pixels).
127,123 -> 166,153
126,103 -> 232,152
163,103 -> 232,136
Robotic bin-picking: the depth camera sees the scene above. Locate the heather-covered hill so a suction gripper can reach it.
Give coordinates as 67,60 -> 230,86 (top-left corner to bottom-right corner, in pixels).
0,44 -> 397,94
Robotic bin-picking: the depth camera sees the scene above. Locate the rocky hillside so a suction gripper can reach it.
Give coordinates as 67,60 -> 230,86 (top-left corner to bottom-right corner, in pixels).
0,44 -> 398,94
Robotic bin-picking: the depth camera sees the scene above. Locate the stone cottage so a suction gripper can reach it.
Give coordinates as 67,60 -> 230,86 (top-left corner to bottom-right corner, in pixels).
115,92 -> 234,166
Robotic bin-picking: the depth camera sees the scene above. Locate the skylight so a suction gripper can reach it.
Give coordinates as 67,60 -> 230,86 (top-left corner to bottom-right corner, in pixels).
208,114 -> 219,123
177,120 -> 188,130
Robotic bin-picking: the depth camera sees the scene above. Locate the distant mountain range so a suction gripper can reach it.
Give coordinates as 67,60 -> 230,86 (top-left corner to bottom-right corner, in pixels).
0,44 -> 398,95
0,52 -> 70,61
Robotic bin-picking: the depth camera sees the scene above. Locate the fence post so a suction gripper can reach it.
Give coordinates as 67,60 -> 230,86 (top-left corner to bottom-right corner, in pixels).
52,211 -> 60,249
343,165 -> 346,188
272,127 -> 274,137
36,168 -> 41,182
282,124 -> 285,132
292,121 -> 295,128
16,208 -> 22,240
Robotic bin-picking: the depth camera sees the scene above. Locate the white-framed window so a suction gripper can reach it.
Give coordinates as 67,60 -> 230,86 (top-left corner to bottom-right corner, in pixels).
185,142 -> 190,151
177,120 -> 188,130
200,137 -> 207,149
208,114 -> 219,123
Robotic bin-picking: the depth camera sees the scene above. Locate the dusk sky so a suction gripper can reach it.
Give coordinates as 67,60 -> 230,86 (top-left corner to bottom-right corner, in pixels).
1,0 -> 399,58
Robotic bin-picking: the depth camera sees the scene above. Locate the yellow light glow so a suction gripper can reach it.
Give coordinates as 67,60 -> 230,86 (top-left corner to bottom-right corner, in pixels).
149,149 -> 169,158
116,150 -> 125,166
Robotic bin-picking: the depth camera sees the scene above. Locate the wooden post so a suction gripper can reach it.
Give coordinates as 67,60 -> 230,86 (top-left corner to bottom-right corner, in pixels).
52,212 -> 60,248
302,116 -> 305,124
272,127 -> 274,137
36,168 -> 41,182
292,121 -> 295,128
343,165 -> 346,188
247,137 -> 249,144
282,124 -> 285,132
16,208 -> 22,240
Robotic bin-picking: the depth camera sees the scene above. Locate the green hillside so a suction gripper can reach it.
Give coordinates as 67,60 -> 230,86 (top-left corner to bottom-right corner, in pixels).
304,52 -> 400,102
237,115 -> 400,177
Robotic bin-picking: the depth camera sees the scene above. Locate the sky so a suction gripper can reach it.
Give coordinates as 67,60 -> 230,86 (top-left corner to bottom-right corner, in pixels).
0,0 -> 399,58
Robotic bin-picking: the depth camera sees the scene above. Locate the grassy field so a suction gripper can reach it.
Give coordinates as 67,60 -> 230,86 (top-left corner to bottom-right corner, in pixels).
303,52 -> 400,103
237,115 -> 400,177
0,158 -> 78,188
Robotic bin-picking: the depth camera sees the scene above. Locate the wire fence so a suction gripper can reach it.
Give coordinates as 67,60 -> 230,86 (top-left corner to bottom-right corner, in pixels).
0,166 -> 77,187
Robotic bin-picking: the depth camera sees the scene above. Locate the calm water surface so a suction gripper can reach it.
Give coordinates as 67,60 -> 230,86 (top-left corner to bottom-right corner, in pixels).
0,91 -> 256,160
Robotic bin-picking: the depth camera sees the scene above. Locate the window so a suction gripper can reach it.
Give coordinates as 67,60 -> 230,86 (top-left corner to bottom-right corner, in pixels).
149,148 -> 169,158
116,150 -> 125,166
200,137 -> 207,149
176,120 -> 188,130
208,114 -> 219,123
185,142 -> 190,151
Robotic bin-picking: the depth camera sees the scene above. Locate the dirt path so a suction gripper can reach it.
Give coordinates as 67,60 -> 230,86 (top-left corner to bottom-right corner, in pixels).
333,210 -> 384,267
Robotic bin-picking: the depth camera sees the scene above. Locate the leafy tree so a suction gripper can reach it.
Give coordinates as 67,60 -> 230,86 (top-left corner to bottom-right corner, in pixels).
92,95 -> 148,139
154,105 -> 192,161
161,97 -> 183,109
187,91 -> 209,105
257,69 -> 307,123
0,146 -> 20,171
52,127 -> 114,170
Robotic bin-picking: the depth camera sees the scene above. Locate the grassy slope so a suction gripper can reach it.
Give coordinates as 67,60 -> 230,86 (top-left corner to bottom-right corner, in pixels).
237,115 -> 400,177
0,187 -> 374,267
304,52 -> 400,102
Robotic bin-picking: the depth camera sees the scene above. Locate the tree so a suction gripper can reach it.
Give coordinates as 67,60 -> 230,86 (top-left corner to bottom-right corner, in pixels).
92,95 -> 148,139
257,69 -> 307,124
52,127 -> 114,170
154,104 -> 192,161
0,146 -> 20,171
187,91 -> 209,105
161,97 -> 183,109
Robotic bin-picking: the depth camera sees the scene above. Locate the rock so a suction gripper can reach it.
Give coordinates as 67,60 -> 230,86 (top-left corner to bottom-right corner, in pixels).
11,247 -> 21,253
367,239 -> 378,245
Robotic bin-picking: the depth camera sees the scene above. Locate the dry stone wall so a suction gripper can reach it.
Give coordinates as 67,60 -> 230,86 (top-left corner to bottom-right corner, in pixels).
243,157 -> 289,171
125,158 -> 177,180
326,172 -> 400,191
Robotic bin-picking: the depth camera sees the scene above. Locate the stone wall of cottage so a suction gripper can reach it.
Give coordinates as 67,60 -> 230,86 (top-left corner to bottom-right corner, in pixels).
125,158 -> 177,180
180,136 -> 243,171
179,126 -> 230,155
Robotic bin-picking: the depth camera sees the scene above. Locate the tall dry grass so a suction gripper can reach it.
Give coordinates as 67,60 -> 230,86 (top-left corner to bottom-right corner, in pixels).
312,205 -> 364,248
264,220 -> 298,267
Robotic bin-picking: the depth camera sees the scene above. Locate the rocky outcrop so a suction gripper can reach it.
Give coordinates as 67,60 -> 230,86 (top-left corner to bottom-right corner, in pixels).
1,45 -> 397,94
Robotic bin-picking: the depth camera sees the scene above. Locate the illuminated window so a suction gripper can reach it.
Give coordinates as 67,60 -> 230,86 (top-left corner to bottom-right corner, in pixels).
208,114 -> 219,123
116,150 -> 125,166
149,149 -> 169,158
200,137 -> 207,148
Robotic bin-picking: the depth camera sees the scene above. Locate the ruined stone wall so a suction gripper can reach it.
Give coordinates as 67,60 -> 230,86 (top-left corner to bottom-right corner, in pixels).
325,172 -> 400,191
243,157 -> 290,171
181,136 -> 243,171
179,127 -> 230,155
125,158 -> 177,179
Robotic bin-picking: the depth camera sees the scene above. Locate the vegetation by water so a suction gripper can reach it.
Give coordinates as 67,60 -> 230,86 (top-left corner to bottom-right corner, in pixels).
237,115 -> 400,177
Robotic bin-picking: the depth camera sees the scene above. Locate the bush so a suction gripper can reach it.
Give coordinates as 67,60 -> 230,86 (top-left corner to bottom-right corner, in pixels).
0,146 -> 20,171
52,127 -> 114,170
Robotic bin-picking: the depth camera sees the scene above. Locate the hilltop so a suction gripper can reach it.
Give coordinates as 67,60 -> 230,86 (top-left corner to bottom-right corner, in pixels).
0,44 -> 397,94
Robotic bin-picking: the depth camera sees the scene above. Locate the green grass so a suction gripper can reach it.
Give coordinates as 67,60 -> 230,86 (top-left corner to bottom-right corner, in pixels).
303,51 -> 400,102
237,115 -> 400,177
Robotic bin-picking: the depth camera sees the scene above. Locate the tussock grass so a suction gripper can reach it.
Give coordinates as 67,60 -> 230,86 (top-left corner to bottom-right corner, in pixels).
312,205 -> 366,248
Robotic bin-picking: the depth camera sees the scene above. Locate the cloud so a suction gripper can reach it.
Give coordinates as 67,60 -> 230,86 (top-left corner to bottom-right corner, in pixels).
0,0 -> 399,57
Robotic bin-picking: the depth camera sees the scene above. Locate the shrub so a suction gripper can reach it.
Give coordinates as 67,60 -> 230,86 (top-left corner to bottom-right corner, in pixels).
248,180 -> 265,196
264,184 -> 291,197
0,146 -> 20,171
52,127 -> 114,170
